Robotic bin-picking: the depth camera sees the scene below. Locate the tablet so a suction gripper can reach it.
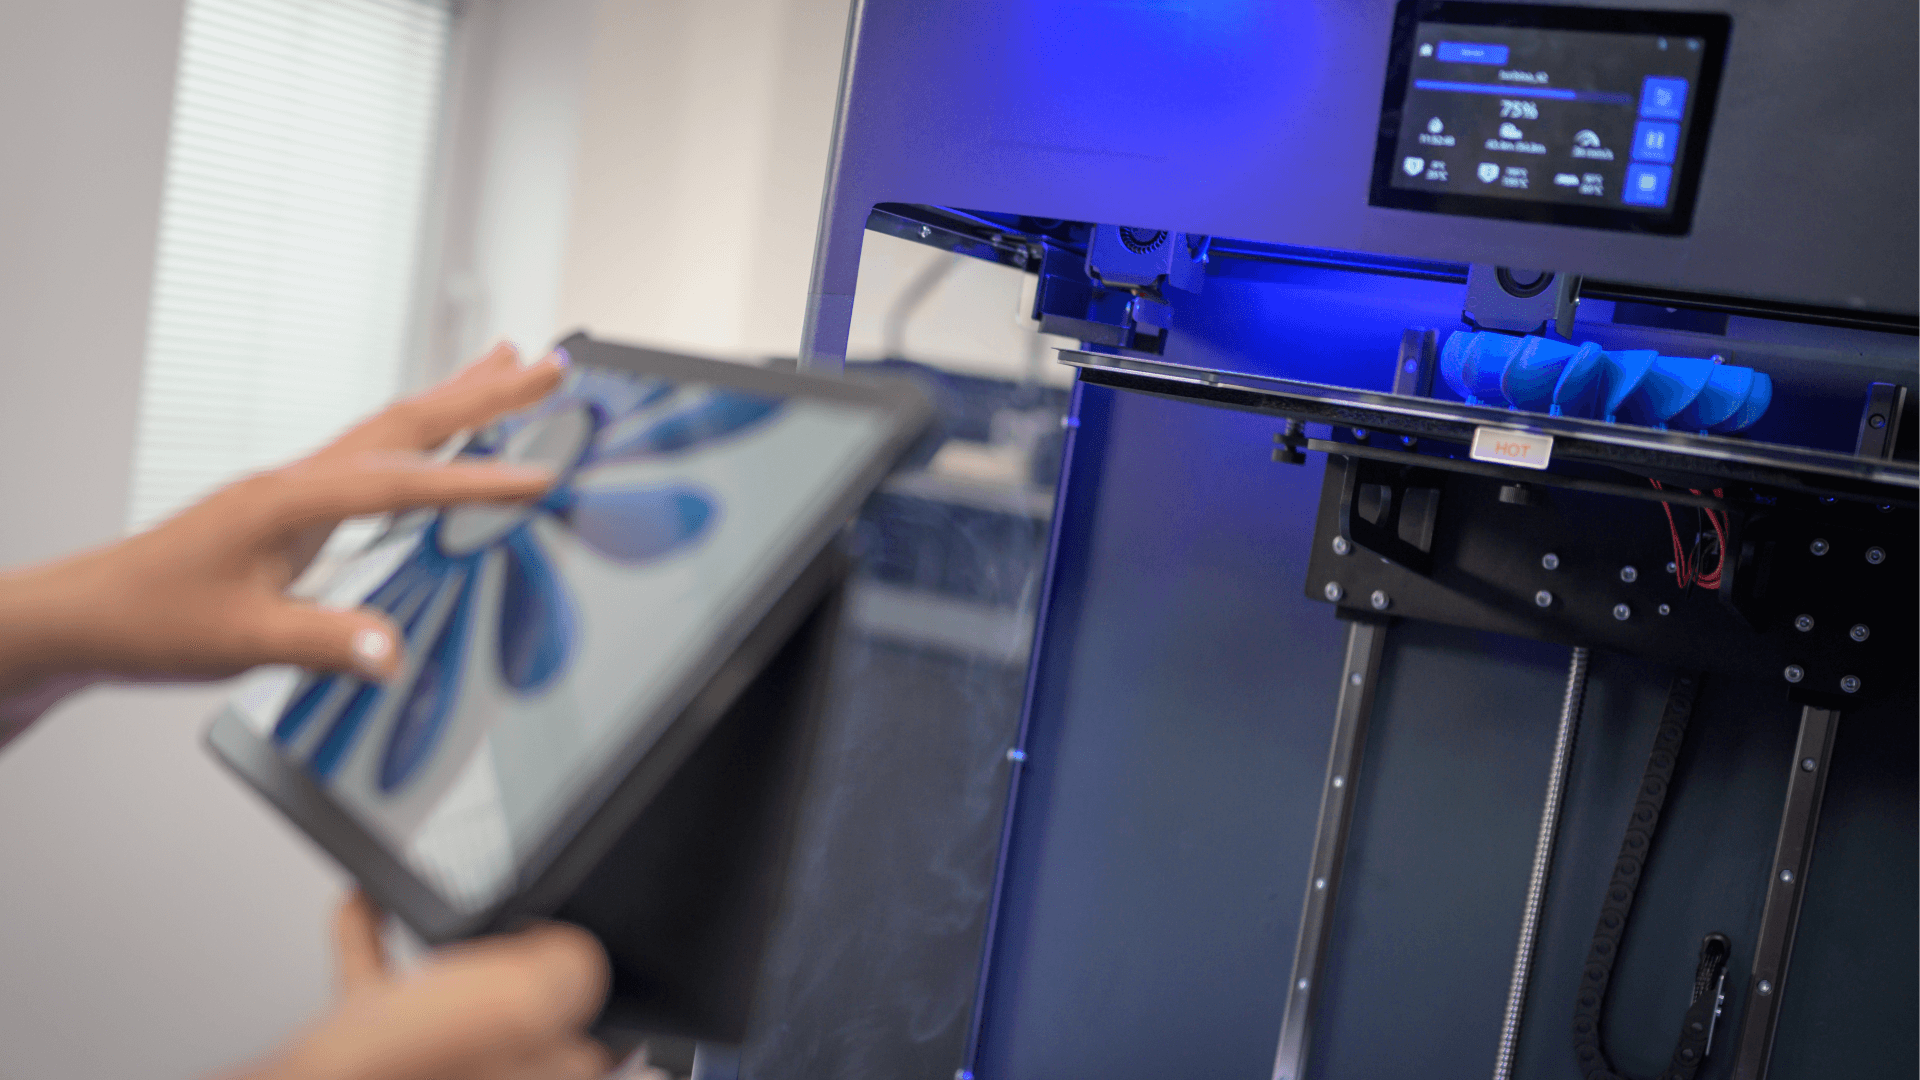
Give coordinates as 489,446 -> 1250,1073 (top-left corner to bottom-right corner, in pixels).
208,337 -> 933,942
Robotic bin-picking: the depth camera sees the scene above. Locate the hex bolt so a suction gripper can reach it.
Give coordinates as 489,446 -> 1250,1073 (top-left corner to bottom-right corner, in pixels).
1779,869 -> 1794,884
1353,428 -> 1370,442
1534,590 -> 1554,608
1541,553 -> 1561,570
1784,664 -> 1805,683
1758,980 -> 1773,996
1348,672 -> 1363,686
1370,589 -> 1391,610
1869,412 -> 1888,429
1612,603 -> 1631,621
1331,775 -> 1345,789
1801,757 -> 1817,772
1619,565 -> 1639,583
1332,536 -> 1352,556
1851,624 -> 1871,642
1666,560 -> 1678,574
1794,614 -> 1815,632
1866,546 -> 1886,565
1324,582 -> 1345,602
1401,435 -> 1418,448
1657,603 -> 1672,616
1810,538 -> 1829,556
1297,977 -> 1310,991
919,225 -> 933,239
1314,877 -> 1327,891
1841,675 -> 1861,694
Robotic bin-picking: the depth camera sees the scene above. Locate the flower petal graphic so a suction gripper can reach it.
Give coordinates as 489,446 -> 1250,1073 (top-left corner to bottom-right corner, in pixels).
307,683 -> 384,780
380,568 -> 479,794
274,542 -> 438,748
497,524 -> 575,691
560,484 -> 714,562
595,389 -> 781,461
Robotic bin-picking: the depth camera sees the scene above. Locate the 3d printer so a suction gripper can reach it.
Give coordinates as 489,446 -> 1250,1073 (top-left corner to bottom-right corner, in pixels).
719,3 -> 1917,1079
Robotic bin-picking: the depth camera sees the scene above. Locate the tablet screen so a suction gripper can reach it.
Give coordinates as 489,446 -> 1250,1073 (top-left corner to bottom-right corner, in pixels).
228,366 -> 893,911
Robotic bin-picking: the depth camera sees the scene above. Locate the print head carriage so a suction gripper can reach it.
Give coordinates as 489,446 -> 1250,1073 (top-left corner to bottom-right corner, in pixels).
270,370 -> 784,794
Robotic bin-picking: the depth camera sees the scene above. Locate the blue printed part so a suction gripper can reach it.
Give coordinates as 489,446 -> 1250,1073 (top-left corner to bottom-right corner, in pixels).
1498,336 -> 1580,412
1640,76 -> 1688,120
1549,342 -> 1608,417
1440,330 -> 1523,405
270,372 -> 787,797
1617,355 -> 1715,427
1432,331 -> 1769,433
1623,163 -> 1673,207
1712,371 -> 1772,433
1673,364 -> 1753,432
1600,349 -> 1658,421
1632,120 -> 1680,164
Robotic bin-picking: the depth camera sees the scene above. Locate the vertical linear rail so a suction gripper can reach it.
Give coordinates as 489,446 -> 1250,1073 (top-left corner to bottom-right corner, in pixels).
1492,646 -> 1590,1080
1271,618 -> 1389,1080
1730,706 -> 1841,1080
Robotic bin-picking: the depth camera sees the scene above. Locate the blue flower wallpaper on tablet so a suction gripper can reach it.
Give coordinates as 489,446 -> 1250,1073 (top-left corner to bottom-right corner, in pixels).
229,367 -> 890,910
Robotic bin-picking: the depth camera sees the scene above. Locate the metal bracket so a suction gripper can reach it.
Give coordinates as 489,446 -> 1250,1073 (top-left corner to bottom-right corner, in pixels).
1271,617 -> 1389,1080
1393,328 -> 1439,398
1854,381 -> 1907,460
1729,705 -> 1840,1080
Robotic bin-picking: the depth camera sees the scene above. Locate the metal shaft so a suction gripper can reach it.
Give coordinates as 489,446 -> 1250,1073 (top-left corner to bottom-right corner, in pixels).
1492,645 -> 1590,1080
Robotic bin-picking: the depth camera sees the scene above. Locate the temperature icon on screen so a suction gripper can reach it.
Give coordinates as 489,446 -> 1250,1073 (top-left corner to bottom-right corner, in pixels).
1575,130 -> 1601,147
1403,156 -> 1426,177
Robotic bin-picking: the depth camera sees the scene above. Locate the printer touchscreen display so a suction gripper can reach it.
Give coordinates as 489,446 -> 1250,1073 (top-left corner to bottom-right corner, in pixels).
1370,5 -> 1730,234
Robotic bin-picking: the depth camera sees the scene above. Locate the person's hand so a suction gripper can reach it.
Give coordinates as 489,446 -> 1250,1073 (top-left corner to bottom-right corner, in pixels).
230,891 -> 612,1080
0,343 -> 567,704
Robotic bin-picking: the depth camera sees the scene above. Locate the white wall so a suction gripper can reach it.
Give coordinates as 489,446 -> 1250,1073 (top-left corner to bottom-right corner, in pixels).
551,0 -> 1068,385
0,3 -> 604,1078
0,4 -> 347,1079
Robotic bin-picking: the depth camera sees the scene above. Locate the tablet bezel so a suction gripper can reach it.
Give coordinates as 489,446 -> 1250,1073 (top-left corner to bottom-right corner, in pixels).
207,334 -> 934,942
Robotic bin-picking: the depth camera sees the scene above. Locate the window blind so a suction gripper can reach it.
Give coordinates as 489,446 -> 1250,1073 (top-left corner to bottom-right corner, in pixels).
129,0 -> 452,529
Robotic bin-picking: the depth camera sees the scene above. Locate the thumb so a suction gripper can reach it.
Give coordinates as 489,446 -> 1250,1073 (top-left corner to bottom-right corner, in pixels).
255,602 -> 404,682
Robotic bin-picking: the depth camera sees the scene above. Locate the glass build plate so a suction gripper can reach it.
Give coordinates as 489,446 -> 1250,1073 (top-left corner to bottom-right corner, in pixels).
1056,349 -> 1919,506
1370,2 -> 1730,234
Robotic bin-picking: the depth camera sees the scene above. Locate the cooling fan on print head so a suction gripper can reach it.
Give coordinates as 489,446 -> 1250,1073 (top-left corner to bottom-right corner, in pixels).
269,370 -> 784,796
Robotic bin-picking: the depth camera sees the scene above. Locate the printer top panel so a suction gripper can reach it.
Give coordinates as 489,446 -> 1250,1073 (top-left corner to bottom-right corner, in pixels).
832,0 -> 1917,316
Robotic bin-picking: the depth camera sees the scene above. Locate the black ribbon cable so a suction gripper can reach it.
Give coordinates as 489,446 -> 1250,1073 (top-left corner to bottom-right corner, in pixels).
1572,674 -> 1732,1080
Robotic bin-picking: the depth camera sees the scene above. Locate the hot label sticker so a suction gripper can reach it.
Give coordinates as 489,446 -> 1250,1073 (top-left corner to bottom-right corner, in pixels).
1470,426 -> 1553,470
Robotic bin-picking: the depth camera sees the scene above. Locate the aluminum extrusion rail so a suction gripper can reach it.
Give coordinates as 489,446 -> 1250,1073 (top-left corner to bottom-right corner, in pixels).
1271,618 -> 1389,1080
1730,706 -> 1841,1080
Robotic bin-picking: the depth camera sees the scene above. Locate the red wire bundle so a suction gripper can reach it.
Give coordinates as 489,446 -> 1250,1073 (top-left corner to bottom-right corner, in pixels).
1651,479 -> 1728,590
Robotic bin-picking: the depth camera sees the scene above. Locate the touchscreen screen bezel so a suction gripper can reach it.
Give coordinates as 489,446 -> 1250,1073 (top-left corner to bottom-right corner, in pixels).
1368,1 -> 1731,235
208,338 -> 933,942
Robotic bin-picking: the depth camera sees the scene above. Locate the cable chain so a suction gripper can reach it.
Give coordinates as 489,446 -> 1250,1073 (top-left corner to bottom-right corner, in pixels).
1570,674 -> 1722,1080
